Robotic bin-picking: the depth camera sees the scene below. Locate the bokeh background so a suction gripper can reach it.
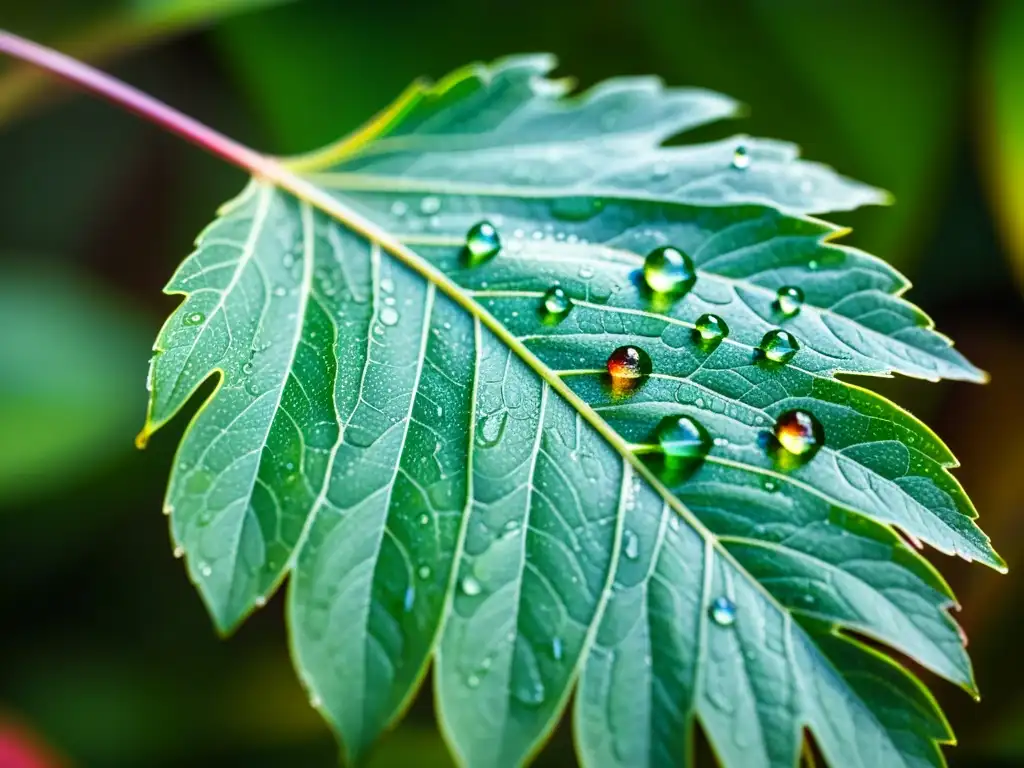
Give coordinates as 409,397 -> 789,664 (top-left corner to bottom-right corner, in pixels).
1,0 -> 1023,765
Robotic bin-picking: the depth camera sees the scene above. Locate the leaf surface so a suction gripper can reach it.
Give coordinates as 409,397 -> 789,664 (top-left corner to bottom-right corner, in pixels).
144,56 -> 999,768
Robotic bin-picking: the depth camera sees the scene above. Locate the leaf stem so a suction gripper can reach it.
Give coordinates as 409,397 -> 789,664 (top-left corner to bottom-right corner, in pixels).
0,29 -> 276,177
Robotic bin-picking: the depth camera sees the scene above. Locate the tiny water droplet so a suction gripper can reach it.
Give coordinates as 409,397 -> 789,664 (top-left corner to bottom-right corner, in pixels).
310,693 -> 322,708
656,415 -> 711,464
173,546 -> 184,559
162,503 -> 173,516
623,529 -> 640,560
758,329 -> 800,364
763,479 -> 777,492
643,246 -> 696,296
467,674 -> 481,689
273,286 -> 287,297
607,346 -> 652,388
380,277 -> 395,294
541,286 -> 572,320
417,564 -> 432,580
403,585 -> 415,612
732,144 -> 750,170
390,201 -> 408,217
773,409 -> 824,459
808,259 -> 819,271
419,196 -> 441,215
418,513 -> 430,526
709,596 -> 737,626
774,286 -> 805,318
183,311 -> 205,326
380,307 -> 399,326
694,313 -> 729,347
578,266 -> 594,279
242,361 -> 254,375
254,595 -> 267,608
460,575 -> 482,596
199,562 -> 212,577
465,221 -> 501,264
552,637 -> 564,661
652,162 -> 670,180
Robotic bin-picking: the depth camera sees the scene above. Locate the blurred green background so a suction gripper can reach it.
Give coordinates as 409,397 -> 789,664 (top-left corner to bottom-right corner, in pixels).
1,0 -> 1023,765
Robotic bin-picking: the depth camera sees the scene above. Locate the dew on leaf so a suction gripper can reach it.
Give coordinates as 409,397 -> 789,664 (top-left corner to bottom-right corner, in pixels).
552,637 -> 564,661
758,329 -> 800,364
607,345 -> 652,388
390,200 -> 408,217
551,196 -> 603,222
460,575 -> 482,596
694,313 -> 729,347
643,246 -> 696,296
419,196 -> 441,215
623,529 -> 640,560
709,596 -> 737,626
732,144 -> 750,169
417,564 -> 432,580
774,286 -> 805,318
541,286 -> 572,320
173,546 -> 184,559
199,562 -> 212,577
773,409 -> 824,459
254,595 -> 266,608
656,415 -> 711,464
183,311 -> 205,326
380,307 -> 399,326
465,221 -> 501,265
403,585 -> 415,612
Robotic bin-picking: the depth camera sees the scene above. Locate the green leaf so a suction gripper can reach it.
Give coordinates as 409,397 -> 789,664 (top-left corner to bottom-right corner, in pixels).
143,56 -> 999,767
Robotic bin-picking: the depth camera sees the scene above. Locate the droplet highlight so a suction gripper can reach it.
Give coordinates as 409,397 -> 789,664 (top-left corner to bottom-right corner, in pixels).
773,409 -> 824,459
732,144 -> 750,170
183,311 -> 205,326
465,221 -> 501,264
606,345 -> 652,390
709,596 -> 737,626
643,246 -> 696,296
774,286 -> 805,318
460,575 -> 482,596
656,415 -> 711,464
694,313 -> 729,347
623,529 -> 640,560
541,286 -> 572,320
758,329 -> 800,364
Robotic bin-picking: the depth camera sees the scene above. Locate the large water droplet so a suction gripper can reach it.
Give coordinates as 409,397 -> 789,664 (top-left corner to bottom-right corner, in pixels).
607,345 -> 652,388
419,196 -> 441,215
183,311 -> 205,326
656,415 -> 711,464
465,221 -> 501,265
623,529 -> 640,560
541,286 -> 573,321
694,313 -> 729,348
643,246 -> 696,296
460,575 -> 483,596
551,196 -> 603,222
758,329 -> 800,364
732,144 -> 750,170
380,307 -> 399,326
774,286 -> 805,318
773,409 -> 824,458
709,596 -> 737,626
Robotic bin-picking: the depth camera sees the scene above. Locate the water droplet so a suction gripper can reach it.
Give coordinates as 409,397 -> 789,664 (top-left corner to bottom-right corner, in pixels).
694,313 -> 729,347
763,479 -> 777,492
380,277 -> 395,294
419,196 -> 441,215
418,513 -> 430,526
652,162 -> 670,180
551,196 -> 603,222
774,286 -> 805,318
732,144 -> 750,170
552,637 -> 564,661
709,596 -> 737,626
607,346 -> 652,387
183,311 -> 205,326
514,679 -> 546,706
380,307 -> 399,326
254,595 -> 266,608
273,286 -> 287,297
199,562 -> 212,577
390,201 -> 408,217
758,329 -> 800,364
173,546 -> 184,559
417,564 -> 432,580
643,246 -> 696,296
460,575 -> 482,596
476,411 -> 508,448
310,693 -> 322,708
623,529 -> 640,560
465,221 -> 501,265
656,415 -> 712,464
808,259 -> 819,271
467,674 -> 481,689
773,409 -> 824,459
162,503 -> 173,516
541,286 -> 572,320
403,585 -> 415,612
242,361 -> 254,375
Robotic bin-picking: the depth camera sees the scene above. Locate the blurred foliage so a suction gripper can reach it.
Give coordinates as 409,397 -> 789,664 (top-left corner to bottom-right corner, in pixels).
0,1 -> 1022,766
